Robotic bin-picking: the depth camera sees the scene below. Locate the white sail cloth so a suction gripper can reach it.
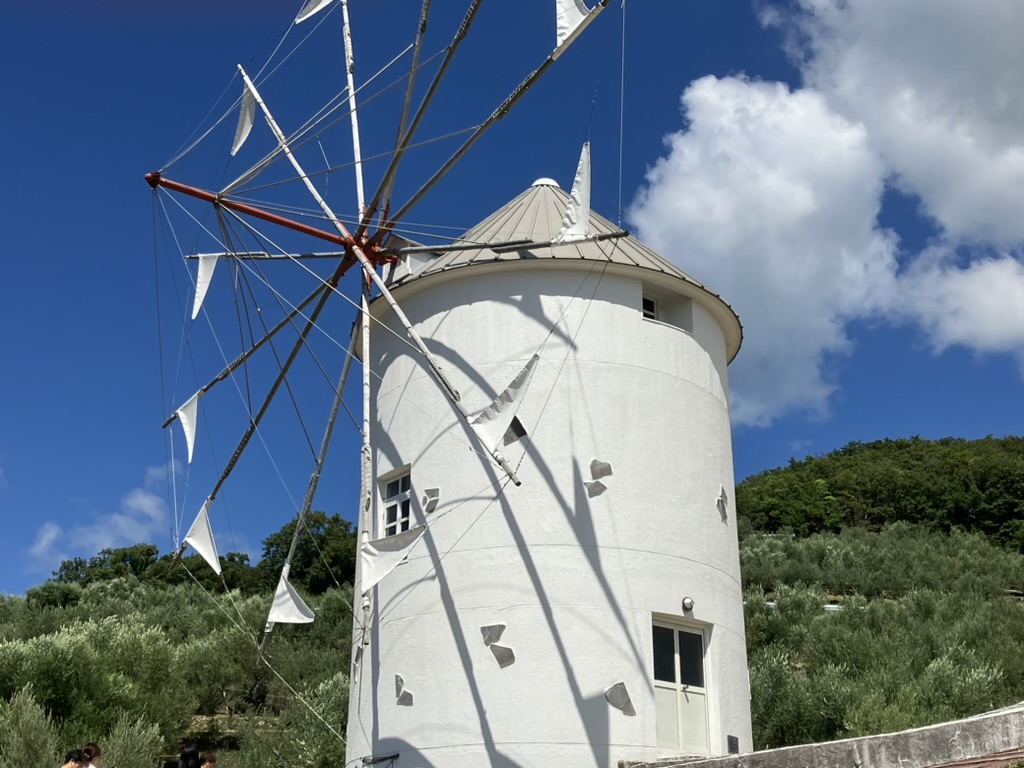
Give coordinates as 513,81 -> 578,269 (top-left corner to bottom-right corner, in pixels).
470,355 -> 540,453
556,0 -> 592,48
184,500 -> 221,575
176,392 -> 201,464
557,143 -> 591,242
360,525 -> 426,595
554,0 -> 607,59
192,254 -> 219,320
295,0 -> 333,24
268,571 -> 316,624
231,81 -> 256,156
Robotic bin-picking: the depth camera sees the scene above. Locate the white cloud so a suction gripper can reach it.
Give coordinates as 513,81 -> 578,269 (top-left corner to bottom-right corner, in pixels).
29,522 -> 66,566
768,0 -> 1024,247
72,488 -> 170,555
27,466 -> 173,573
629,3 -> 1024,426
629,75 -> 899,426
896,246 -> 1024,360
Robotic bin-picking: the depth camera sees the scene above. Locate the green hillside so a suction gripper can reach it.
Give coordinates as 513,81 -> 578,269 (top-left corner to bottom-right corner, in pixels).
736,435 -> 1024,543
2,437 -> 1024,764
0,514 -> 356,768
737,436 -> 1024,748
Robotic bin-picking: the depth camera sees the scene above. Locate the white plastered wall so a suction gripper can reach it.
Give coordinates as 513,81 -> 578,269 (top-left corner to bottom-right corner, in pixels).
345,264 -> 751,768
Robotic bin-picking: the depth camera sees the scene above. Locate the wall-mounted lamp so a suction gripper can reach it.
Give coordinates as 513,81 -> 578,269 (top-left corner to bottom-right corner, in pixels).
682,596 -> 695,612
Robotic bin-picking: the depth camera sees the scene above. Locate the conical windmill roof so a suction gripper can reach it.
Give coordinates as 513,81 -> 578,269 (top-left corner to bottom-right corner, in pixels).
386,178 -> 742,360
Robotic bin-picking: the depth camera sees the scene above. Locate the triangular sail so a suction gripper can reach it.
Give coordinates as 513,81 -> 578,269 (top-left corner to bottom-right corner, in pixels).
470,355 -> 540,453
176,392 -> 201,464
556,0 -> 592,48
557,142 -> 591,242
230,82 -> 256,157
184,499 -> 221,575
295,0 -> 333,24
360,525 -> 427,594
268,572 -> 316,624
192,253 -> 219,320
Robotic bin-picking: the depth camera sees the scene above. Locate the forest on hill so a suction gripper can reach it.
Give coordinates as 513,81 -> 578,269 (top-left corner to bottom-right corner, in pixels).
0,512 -> 357,768
739,436 -> 1024,747
2,437 -> 1024,766
736,435 -> 1024,544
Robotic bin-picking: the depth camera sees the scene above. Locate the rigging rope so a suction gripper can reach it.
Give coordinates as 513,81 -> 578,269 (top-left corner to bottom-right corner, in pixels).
158,169 -> 620,584
158,196 -> 239,551
163,72 -> 241,171
223,43 -> 429,198
153,4 -> 626,753
157,187 -> 513,612
229,120 -> 477,201
154,194 -> 184,545
617,0 -> 627,227
178,560 -> 349,746
220,203 -> 329,462
168,192 -> 488,473
159,196 -> 298,554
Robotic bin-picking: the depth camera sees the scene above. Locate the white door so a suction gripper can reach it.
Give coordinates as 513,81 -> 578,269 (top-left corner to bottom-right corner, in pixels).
653,623 -> 709,754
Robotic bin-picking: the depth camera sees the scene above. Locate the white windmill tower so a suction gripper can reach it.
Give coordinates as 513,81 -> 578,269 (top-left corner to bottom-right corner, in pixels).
346,145 -> 752,768
144,0 -> 750,763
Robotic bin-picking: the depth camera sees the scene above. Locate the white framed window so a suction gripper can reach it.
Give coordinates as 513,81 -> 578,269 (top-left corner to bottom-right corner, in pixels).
653,619 -> 709,755
381,473 -> 413,537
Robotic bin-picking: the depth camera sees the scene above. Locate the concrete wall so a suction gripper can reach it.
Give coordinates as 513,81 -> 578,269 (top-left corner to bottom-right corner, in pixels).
345,264 -> 751,768
623,704 -> 1024,768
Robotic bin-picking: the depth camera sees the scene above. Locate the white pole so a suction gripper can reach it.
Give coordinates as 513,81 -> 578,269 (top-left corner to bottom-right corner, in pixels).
340,0 -> 365,215
350,280 -> 374,715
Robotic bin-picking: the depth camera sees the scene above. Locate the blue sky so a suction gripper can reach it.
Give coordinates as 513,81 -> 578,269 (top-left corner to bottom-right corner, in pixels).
2,0 -> 1023,595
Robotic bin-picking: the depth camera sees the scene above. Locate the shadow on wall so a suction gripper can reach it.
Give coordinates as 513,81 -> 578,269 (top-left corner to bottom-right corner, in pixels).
363,272 -> 648,767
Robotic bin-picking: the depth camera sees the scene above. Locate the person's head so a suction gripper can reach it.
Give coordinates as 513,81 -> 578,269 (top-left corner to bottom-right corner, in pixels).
81,744 -> 101,766
62,750 -> 82,768
200,753 -> 216,768
178,745 -> 201,768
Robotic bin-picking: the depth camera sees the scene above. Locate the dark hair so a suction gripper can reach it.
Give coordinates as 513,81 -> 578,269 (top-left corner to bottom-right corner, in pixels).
81,744 -> 101,763
178,745 -> 201,768
64,750 -> 83,764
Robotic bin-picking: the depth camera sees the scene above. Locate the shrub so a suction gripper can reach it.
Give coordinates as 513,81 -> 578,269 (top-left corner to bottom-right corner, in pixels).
0,685 -> 60,768
104,713 -> 164,768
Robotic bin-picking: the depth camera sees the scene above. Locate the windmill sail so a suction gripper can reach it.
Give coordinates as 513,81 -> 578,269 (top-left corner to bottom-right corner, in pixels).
230,81 -> 256,156
184,500 -> 221,575
295,0 -> 333,25
555,0 -> 605,57
268,572 -> 316,624
470,355 -> 540,453
192,253 -> 219,319
556,0 -> 592,48
147,5 -> 626,764
557,142 -> 591,242
175,392 -> 200,464
360,525 -> 426,594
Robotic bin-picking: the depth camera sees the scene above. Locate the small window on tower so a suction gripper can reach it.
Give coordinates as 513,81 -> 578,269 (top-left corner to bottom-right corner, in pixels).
642,296 -> 658,320
382,472 -> 413,537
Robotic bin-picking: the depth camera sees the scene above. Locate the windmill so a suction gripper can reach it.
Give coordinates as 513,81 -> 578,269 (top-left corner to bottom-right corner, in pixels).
147,1 -> 751,765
